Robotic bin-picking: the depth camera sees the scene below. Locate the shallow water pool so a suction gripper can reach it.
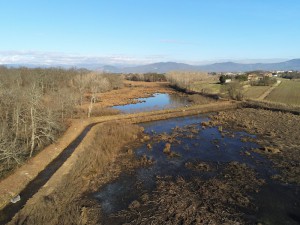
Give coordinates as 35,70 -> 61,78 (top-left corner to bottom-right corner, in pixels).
112,93 -> 189,113
94,115 -> 300,225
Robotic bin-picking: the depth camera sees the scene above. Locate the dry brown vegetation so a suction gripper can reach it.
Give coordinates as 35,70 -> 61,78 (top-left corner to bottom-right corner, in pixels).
243,99 -> 300,114
166,71 -> 210,91
85,80 -> 175,108
112,162 -> 264,224
221,81 -> 244,100
187,94 -> 217,104
0,67 -> 123,178
211,108 -> 300,184
8,122 -> 143,225
0,101 -> 238,211
73,107 -> 121,118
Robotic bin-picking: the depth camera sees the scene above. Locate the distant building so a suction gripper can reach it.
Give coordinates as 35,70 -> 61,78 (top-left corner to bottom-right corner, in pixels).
264,73 -> 273,78
247,74 -> 259,81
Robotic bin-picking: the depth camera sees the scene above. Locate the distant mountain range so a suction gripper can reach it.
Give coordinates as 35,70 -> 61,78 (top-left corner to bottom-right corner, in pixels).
4,59 -> 300,73
99,59 -> 300,73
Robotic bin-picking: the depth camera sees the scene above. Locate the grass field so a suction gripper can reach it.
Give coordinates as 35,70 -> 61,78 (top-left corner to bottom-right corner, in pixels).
243,86 -> 271,99
190,81 -> 222,94
265,79 -> 300,105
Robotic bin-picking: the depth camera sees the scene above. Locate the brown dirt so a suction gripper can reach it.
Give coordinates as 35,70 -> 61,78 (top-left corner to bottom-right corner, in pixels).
211,108 -> 300,184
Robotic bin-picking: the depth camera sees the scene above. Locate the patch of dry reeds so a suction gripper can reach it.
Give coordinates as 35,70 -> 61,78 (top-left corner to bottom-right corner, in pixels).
187,94 -> 216,104
9,122 -> 142,225
244,99 -> 300,115
73,107 -> 121,118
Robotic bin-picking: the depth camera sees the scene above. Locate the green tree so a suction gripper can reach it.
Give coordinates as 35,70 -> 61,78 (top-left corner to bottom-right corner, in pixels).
219,75 -> 230,84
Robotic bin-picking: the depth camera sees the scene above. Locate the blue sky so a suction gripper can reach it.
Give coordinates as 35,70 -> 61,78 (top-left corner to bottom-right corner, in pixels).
0,0 -> 299,65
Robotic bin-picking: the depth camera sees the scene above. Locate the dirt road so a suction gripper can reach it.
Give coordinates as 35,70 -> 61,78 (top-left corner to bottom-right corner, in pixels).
257,80 -> 282,100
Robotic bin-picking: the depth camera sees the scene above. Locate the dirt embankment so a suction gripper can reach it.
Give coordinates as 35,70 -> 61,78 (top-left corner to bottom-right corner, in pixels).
7,122 -> 145,225
0,101 -> 238,214
211,108 -> 300,184
7,107 -> 265,225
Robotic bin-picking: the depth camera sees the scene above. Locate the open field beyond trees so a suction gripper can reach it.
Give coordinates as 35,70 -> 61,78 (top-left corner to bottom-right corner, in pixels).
265,79 -> 300,105
243,85 -> 271,99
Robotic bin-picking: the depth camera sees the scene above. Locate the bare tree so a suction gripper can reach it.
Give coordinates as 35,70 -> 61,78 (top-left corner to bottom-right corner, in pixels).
86,73 -> 111,117
166,71 -> 209,91
0,67 -> 124,177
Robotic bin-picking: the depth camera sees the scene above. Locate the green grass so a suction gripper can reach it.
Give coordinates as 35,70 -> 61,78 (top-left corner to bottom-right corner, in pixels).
191,81 -> 222,94
265,79 -> 300,105
243,86 -> 270,99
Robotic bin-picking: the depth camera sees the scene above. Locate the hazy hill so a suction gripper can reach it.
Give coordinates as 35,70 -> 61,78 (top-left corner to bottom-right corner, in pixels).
99,59 -> 300,73
4,59 -> 300,73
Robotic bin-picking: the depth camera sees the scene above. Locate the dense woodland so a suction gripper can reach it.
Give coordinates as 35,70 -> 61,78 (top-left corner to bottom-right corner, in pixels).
0,67 -> 123,177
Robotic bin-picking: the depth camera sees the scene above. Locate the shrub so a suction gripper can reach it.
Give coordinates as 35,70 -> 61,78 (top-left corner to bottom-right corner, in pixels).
223,82 -> 244,101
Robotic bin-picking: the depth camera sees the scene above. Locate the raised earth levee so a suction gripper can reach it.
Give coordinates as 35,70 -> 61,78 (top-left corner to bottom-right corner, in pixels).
0,101 -> 238,213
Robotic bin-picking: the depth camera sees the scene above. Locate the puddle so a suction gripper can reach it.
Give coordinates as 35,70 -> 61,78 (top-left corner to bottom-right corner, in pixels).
112,93 -> 189,113
93,115 -> 300,224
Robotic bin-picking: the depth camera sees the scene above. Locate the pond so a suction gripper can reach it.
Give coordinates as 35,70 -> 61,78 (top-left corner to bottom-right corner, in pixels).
112,93 -> 189,113
93,115 -> 300,225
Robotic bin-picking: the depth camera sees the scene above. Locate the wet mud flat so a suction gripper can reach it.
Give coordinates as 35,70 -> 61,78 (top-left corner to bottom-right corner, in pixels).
211,108 -> 300,185
94,115 -> 300,225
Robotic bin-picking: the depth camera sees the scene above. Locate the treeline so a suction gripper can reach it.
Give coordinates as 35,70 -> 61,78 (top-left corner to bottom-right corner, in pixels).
250,77 -> 277,86
166,71 -> 209,91
125,73 -> 166,82
0,66 -> 123,177
281,72 -> 300,79
219,74 -> 248,84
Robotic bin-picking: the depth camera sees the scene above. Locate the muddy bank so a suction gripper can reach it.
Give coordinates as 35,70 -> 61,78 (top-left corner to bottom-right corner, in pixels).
210,108 -> 300,184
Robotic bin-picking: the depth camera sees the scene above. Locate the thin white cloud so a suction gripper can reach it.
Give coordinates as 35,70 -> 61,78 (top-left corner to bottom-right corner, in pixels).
0,51 -> 167,66
0,51 -> 290,67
